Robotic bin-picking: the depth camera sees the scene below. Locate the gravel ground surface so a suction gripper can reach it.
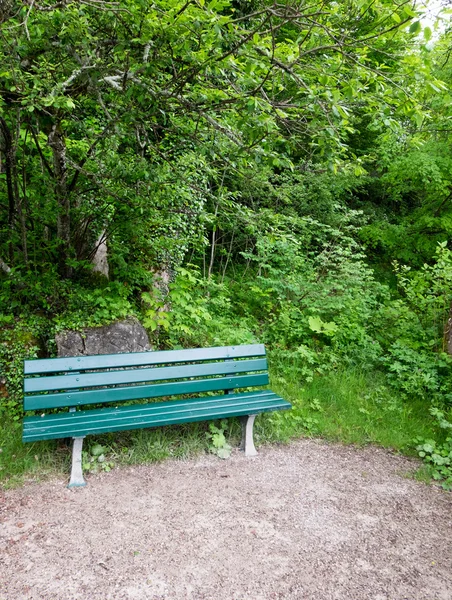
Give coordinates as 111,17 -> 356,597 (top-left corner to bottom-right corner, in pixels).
0,439 -> 451,600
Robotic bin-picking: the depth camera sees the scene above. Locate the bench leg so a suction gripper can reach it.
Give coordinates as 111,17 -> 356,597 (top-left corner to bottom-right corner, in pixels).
68,437 -> 86,488
240,414 -> 258,457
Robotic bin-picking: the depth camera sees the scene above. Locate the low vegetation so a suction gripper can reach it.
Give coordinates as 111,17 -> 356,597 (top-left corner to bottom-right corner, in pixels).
1,0 -> 452,489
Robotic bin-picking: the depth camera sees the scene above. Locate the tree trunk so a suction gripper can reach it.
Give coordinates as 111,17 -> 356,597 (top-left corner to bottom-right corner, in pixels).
0,116 -> 29,265
0,117 -> 17,264
0,258 -> 11,274
91,231 -> 109,279
14,113 -> 28,263
48,123 -> 71,278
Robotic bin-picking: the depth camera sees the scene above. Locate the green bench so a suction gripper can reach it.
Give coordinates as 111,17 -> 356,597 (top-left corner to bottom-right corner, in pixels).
23,344 -> 291,487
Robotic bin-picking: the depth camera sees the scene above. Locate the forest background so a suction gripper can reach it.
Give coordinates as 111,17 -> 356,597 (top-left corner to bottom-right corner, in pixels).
1,0 -> 452,488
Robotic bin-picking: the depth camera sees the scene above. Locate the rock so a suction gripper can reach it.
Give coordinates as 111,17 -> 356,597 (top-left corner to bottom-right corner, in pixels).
55,330 -> 85,356
55,318 -> 151,357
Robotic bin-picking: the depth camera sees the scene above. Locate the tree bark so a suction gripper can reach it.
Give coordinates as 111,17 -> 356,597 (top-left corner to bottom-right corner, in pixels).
91,231 -> 109,279
0,117 -> 16,264
0,258 -> 11,274
14,113 -> 28,263
48,123 -> 72,278
1,115 -> 29,264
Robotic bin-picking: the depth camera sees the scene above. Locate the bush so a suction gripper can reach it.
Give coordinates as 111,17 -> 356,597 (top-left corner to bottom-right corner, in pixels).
0,317 -> 41,420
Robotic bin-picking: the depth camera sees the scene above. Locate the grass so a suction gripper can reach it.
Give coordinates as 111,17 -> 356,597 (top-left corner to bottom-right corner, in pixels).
0,419 -> 216,488
0,366 -> 442,488
0,419 -> 64,488
269,367 -> 439,451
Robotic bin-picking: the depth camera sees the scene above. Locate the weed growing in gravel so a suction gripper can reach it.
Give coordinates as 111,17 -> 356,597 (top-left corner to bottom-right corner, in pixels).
206,420 -> 232,459
82,443 -> 115,474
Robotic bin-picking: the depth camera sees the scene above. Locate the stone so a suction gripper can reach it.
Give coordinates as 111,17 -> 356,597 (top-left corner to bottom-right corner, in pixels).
55,317 -> 151,357
55,330 -> 85,356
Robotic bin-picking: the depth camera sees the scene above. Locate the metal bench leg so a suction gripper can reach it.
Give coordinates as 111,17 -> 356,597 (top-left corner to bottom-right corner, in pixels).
240,414 -> 258,456
68,437 -> 86,488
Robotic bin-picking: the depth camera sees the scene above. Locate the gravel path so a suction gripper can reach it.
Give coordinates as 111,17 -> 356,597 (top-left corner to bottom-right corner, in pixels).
0,439 -> 451,600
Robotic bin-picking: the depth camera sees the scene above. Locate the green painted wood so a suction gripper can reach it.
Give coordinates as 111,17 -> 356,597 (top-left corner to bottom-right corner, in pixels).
24,358 -> 268,393
24,344 -> 266,375
26,390 -> 277,426
24,373 -> 270,411
23,391 -> 291,442
22,344 -> 291,446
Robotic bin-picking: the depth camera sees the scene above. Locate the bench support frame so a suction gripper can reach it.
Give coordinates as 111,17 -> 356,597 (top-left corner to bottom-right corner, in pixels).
240,414 -> 258,456
68,436 -> 86,488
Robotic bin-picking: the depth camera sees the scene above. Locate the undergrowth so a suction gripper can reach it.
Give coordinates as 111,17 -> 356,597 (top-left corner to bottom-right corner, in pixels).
1,244 -> 452,489
0,366 -> 442,488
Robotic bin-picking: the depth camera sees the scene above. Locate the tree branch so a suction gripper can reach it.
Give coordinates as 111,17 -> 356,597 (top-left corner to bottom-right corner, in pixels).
30,126 -> 54,178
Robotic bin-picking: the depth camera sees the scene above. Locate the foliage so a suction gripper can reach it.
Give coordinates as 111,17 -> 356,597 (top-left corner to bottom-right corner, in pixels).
143,266 -> 213,346
363,149 -> 452,262
394,243 -> 452,349
0,317 -> 41,420
206,420 -> 232,459
53,283 -> 135,331
0,0 -> 439,281
415,407 -> 452,489
2,0 -> 452,489
82,443 -> 115,474
376,243 -> 452,403
415,437 -> 452,490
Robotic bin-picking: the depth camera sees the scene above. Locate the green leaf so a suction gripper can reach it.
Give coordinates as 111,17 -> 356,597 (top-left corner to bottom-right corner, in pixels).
414,112 -> 423,128
322,321 -> 338,333
422,443 -> 434,453
409,21 -> 421,34
217,447 -> 232,459
403,5 -> 418,18
91,444 -> 105,457
308,316 -> 324,333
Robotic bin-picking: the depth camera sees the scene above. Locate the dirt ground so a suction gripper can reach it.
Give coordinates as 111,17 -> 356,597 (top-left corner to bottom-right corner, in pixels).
0,439 -> 451,600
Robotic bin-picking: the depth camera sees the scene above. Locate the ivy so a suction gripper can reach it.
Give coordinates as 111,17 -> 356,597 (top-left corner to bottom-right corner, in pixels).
0,318 -> 40,420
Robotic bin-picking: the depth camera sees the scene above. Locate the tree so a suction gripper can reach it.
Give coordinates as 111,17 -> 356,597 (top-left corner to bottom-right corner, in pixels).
354,11 -> 452,266
0,0 -> 433,281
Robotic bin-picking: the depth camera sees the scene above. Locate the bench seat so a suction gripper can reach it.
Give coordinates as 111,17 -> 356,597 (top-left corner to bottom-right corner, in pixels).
23,389 -> 289,442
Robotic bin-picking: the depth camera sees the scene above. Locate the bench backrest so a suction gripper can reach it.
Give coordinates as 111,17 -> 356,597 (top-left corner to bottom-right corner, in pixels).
23,344 -> 269,412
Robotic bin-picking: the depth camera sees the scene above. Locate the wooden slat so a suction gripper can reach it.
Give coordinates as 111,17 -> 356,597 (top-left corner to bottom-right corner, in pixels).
22,391 -> 291,442
24,358 -> 267,393
24,344 -> 266,374
24,373 -> 270,411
